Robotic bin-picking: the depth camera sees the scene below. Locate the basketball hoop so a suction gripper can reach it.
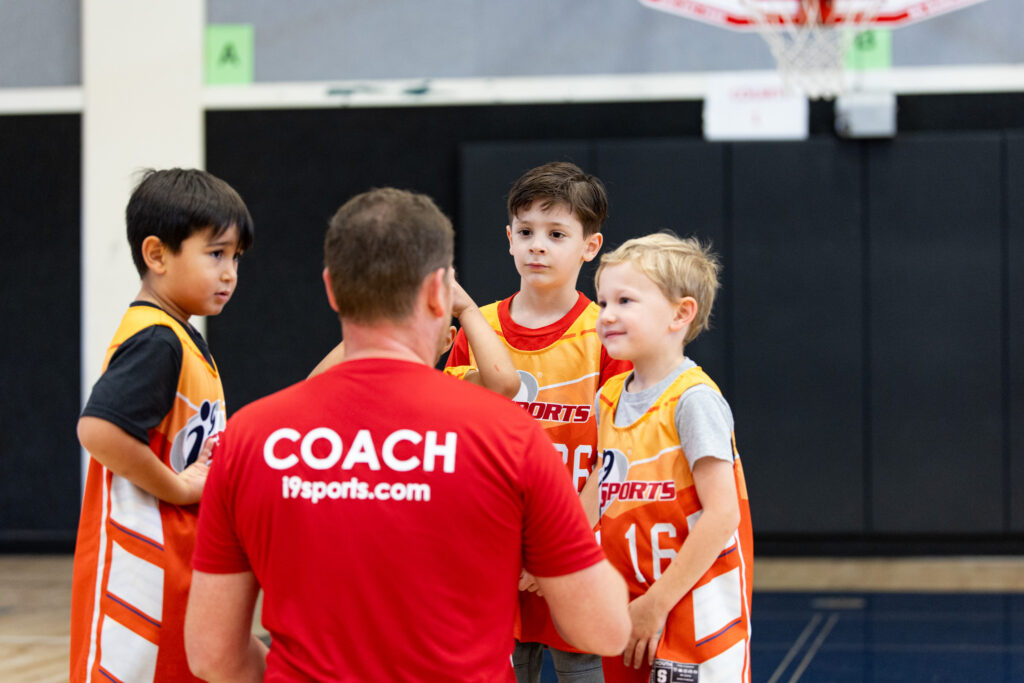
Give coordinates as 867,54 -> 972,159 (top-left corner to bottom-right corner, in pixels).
738,0 -> 888,99
639,0 -> 992,99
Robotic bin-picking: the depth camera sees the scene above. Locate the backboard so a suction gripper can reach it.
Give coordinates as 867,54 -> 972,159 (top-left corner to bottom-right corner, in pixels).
638,0 -> 990,30
640,0 -> 990,98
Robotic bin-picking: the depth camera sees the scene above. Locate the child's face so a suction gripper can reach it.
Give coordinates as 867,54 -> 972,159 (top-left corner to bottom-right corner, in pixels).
161,224 -> 242,318
506,201 -> 601,293
596,261 -> 684,363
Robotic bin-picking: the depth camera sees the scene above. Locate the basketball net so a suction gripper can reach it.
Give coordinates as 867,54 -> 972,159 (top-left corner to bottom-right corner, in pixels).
738,0 -> 888,99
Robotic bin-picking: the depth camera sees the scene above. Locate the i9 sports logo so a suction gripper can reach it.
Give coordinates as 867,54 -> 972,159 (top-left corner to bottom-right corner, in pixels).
513,370 -> 591,424
598,448 -> 675,516
169,399 -> 224,473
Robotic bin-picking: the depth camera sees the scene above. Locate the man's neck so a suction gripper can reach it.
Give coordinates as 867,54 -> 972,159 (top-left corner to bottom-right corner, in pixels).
509,285 -> 579,329
338,321 -> 433,366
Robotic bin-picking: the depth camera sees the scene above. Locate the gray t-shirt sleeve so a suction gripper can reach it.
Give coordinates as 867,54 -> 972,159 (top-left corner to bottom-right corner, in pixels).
675,384 -> 735,471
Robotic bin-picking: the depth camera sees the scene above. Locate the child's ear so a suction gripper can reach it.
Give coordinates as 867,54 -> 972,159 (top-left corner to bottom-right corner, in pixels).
582,232 -> 603,263
672,297 -> 698,331
506,225 -> 514,254
141,236 -> 169,274
441,325 -> 457,355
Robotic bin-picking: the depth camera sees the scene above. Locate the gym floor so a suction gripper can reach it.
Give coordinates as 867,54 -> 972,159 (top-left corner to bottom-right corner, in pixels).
3,555 -> 1023,682
751,591 -> 1023,682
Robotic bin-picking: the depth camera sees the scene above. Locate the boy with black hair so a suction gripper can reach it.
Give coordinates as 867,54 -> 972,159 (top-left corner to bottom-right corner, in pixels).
71,168 -> 255,682
446,161 -> 631,682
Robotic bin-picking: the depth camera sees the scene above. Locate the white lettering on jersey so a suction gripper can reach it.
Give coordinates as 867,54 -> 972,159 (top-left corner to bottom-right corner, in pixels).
263,427 -> 457,474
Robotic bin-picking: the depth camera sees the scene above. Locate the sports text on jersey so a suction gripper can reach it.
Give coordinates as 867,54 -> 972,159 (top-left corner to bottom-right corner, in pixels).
281,475 -> 430,504
599,480 -> 676,508
264,427 -> 456,474
515,401 -> 591,423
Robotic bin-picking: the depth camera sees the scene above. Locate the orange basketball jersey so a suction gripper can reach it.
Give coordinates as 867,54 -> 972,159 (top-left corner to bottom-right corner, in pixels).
442,364 -> 473,381
70,306 -> 226,683
598,367 -> 753,683
472,301 -> 604,493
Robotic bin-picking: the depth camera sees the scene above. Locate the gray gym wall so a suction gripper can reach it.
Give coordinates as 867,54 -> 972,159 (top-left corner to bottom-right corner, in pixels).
1,0 -> 1022,88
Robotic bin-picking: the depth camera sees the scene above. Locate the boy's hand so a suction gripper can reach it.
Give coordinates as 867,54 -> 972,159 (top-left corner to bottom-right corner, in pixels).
451,279 -> 476,319
622,591 -> 667,668
176,435 -> 215,505
518,570 -> 543,596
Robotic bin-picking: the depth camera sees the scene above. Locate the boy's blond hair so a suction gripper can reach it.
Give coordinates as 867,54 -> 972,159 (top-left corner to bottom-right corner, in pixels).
597,232 -> 720,345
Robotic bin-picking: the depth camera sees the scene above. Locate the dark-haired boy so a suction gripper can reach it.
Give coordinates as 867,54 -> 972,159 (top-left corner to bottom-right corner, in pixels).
446,161 -> 631,682
70,168 -> 255,682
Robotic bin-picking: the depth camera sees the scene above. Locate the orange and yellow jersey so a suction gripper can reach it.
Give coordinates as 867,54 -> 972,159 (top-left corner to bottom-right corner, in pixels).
71,305 -> 226,683
442,364 -> 473,381
447,292 -> 629,493
597,367 -> 753,683
446,291 -> 630,651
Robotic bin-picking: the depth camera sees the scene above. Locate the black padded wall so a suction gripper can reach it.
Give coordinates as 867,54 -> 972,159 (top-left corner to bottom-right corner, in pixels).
0,115 -> 81,547
202,98 -> 1024,552
867,135 -> 1004,534
452,132 -> 1023,544
1009,133 -> 1024,534
206,103 -> 700,411
2,97 -> 1018,552
731,140 -> 865,533
594,139 -> 729,390
456,132 -> 1022,542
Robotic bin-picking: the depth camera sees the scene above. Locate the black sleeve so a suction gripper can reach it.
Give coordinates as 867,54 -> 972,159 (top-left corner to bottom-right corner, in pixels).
81,326 -> 182,444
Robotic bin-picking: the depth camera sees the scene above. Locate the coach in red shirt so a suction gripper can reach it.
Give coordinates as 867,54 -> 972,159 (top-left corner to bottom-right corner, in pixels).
184,188 -> 629,682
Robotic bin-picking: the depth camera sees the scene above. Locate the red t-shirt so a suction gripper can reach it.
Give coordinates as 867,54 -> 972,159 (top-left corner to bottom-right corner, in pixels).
193,358 -> 604,682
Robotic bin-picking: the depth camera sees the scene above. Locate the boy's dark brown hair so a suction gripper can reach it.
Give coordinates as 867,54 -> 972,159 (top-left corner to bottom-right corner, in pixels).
507,162 -> 608,237
324,187 -> 454,324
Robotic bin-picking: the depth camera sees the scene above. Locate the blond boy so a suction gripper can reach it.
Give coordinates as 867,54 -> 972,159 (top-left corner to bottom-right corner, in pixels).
594,232 -> 753,683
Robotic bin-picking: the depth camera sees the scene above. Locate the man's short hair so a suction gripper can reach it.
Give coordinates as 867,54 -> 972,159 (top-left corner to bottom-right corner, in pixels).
126,168 -> 254,277
325,188 -> 454,323
507,162 -> 608,237
597,232 -> 720,345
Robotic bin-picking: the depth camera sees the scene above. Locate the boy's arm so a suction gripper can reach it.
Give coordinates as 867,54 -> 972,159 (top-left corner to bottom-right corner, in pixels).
580,391 -> 606,527
185,569 -> 268,682
579,469 -> 601,528
308,340 -> 345,379
622,457 -> 740,669
77,416 -> 211,506
452,280 -> 520,399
